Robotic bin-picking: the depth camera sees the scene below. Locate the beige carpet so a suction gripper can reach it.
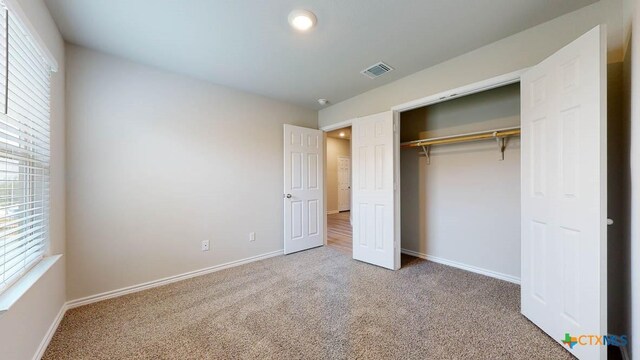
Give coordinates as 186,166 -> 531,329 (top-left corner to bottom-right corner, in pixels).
44,248 -> 574,359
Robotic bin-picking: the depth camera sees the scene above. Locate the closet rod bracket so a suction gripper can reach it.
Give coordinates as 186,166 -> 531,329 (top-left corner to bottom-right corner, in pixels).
421,145 -> 431,165
495,133 -> 507,161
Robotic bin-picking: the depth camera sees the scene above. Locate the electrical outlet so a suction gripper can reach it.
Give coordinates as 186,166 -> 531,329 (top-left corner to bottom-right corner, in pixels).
249,232 -> 255,242
201,240 -> 210,251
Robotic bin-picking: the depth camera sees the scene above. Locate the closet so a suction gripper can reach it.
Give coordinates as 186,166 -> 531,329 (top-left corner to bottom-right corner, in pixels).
346,28 -> 606,359
399,83 -> 522,283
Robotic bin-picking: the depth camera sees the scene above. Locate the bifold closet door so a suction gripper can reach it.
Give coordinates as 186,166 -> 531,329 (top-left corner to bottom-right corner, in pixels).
521,25 -> 606,360
283,124 -> 324,254
352,111 -> 399,270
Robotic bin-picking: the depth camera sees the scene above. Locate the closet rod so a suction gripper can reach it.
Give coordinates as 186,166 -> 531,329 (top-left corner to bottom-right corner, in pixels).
400,127 -> 521,148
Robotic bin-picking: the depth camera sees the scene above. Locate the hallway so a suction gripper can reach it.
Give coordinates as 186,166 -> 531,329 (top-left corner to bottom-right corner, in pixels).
327,211 -> 352,254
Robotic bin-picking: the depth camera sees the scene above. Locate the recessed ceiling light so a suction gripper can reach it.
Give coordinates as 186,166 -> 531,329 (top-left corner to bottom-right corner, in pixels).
339,132 -> 345,137
288,10 -> 316,31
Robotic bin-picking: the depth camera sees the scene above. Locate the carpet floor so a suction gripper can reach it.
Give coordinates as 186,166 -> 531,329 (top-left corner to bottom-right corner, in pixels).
44,248 -> 574,359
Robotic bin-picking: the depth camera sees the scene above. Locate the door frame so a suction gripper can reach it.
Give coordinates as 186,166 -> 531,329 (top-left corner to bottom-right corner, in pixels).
390,68 -> 528,268
390,69 -> 528,114
320,122 -> 353,246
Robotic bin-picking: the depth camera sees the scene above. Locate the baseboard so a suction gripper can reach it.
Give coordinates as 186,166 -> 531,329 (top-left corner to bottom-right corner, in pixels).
326,210 -> 339,215
31,249 -> 284,359
620,345 -> 630,360
66,249 -> 284,309
33,302 -> 67,360
401,248 -> 520,284
34,248 -> 516,358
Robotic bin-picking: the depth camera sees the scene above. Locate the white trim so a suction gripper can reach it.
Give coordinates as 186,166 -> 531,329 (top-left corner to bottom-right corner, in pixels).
326,210 -> 339,215
401,248 -> 520,284
4,0 -> 59,71
32,302 -> 66,360
30,250 -> 285,359
320,118 -> 353,132
66,249 -> 284,309
391,69 -> 527,113
392,112 -> 401,269
0,255 -> 62,314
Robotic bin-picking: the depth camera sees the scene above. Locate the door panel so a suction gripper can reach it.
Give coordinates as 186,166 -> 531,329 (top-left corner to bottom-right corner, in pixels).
352,111 -> 398,270
521,26 -> 606,360
284,125 -> 324,254
338,156 -> 351,211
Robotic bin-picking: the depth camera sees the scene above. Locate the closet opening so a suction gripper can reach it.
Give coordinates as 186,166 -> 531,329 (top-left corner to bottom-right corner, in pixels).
325,126 -> 352,255
399,82 -> 522,284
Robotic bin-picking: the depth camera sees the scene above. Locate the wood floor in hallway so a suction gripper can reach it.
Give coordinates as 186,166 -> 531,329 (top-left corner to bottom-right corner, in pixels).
327,211 -> 352,254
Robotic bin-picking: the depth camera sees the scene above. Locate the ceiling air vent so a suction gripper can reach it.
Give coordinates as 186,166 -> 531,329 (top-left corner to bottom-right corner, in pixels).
361,62 -> 394,79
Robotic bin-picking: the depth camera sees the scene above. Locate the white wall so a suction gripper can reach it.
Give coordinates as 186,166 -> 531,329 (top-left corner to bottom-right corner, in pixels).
319,1 -> 620,127
0,260 -> 65,360
65,45 -> 317,301
0,0 -> 66,359
400,84 -> 521,280
326,137 -> 350,213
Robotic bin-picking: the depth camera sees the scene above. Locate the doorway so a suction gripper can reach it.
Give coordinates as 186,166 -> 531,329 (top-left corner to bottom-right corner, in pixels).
325,127 -> 352,254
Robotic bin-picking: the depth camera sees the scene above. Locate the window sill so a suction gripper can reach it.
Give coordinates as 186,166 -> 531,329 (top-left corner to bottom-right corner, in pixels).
0,254 -> 62,315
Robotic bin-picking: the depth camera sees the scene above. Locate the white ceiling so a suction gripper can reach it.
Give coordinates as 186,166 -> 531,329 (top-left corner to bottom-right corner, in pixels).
45,0 -> 597,110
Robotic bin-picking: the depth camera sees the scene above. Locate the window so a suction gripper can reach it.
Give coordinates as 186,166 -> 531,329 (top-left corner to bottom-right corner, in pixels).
0,2 -> 53,293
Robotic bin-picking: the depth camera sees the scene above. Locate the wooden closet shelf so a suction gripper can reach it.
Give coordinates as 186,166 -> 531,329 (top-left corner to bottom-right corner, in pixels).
400,127 -> 521,148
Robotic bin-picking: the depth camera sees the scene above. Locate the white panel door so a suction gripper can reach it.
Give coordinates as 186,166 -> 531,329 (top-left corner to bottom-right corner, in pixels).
283,125 -> 324,254
352,111 -> 399,270
521,26 -> 606,360
337,156 -> 351,211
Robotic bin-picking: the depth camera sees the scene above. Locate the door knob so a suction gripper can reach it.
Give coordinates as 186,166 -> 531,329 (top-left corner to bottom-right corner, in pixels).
285,194 -> 292,198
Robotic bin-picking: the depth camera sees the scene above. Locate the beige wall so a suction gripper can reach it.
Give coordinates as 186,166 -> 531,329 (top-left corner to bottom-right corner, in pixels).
319,1 -> 621,127
0,0 -> 66,359
326,137 -> 350,213
400,84 -> 521,279
65,45 -> 317,301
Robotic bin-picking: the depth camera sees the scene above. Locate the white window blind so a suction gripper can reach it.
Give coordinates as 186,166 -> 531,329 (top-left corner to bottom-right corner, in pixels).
0,1 -> 52,293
